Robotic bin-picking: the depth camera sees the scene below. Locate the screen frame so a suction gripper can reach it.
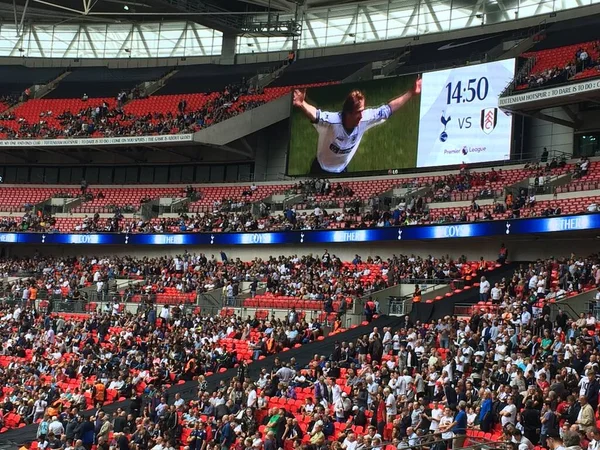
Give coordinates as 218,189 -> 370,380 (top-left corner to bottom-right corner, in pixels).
285,59 -> 518,178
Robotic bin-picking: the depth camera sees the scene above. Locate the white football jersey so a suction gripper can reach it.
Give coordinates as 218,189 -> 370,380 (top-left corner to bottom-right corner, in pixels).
313,104 -> 392,173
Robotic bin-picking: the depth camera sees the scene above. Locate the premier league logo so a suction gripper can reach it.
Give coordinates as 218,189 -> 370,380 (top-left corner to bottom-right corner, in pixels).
440,113 -> 451,142
480,108 -> 498,135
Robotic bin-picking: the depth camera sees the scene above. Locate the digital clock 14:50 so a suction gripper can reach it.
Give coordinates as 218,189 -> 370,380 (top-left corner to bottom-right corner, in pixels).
446,77 -> 489,104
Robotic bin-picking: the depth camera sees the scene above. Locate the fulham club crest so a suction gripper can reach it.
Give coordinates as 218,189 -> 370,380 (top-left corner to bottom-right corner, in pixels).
480,108 -> 498,135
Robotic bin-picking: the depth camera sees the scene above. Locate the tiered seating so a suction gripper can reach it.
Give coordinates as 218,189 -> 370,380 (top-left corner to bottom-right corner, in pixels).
129,289 -> 197,305
425,167 -> 533,203
0,97 -> 114,138
244,296 -> 350,311
124,92 -> 218,117
0,66 -> 64,97
158,62 -> 278,95
46,66 -> 170,98
525,194 -> 600,216
233,81 -> 339,107
517,40 -> 599,90
416,260 -> 504,304
270,51 -> 388,87
0,186 -> 77,211
294,178 -> 402,207
72,186 -> 185,213
0,311 -> 273,433
558,161 -> 600,192
187,184 -> 290,212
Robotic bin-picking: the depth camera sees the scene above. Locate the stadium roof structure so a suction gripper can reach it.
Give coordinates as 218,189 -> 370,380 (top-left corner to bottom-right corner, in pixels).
0,0 -> 597,59
0,0 -> 302,36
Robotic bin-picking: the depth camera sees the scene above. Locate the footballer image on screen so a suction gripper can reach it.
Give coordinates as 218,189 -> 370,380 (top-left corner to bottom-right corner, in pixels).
291,76 -> 422,175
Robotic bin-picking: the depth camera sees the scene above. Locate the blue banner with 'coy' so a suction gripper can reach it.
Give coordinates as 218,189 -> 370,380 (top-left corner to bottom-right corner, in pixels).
0,213 -> 597,246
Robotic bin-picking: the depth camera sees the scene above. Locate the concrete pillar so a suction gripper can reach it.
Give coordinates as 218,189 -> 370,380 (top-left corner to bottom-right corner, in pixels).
221,32 -> 237,64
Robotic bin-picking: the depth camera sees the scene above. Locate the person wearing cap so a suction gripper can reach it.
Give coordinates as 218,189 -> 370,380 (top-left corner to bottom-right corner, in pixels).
309,420 -> 325,448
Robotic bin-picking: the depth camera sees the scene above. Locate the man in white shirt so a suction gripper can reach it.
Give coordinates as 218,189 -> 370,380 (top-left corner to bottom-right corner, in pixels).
490,283 -> 502,303
384,388 -> 397,422
479,276 -> 491,302
428,402 -> 443,432
513,429 -> 534,450
500,397 -> 517,426
342,432 -> 358,450
520,307 -> 532,327
528,274 -> 538,290
48,416 -> 64,436
293,77 -> 422,174
247,385 -> 257,408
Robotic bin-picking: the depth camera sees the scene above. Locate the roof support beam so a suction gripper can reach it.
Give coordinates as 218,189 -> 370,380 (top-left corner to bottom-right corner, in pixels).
0,149 -> 31,163
526,111 -> 577,129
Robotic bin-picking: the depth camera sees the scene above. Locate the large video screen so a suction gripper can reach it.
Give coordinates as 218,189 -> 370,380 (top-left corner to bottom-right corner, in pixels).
416,58 -> 515,168
287,75 -> 421,176
287,59 -> 515,176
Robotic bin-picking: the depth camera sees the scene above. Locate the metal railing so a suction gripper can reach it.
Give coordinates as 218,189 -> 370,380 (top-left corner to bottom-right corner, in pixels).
501,55 -> 537,97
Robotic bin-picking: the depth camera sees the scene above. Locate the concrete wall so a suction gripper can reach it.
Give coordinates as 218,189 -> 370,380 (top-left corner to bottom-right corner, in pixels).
250,120 -> 291,182
193,95 -> 291,146
526,107 -> 575,160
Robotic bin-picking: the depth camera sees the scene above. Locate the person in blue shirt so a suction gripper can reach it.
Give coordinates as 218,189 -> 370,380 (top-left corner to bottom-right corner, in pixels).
220,415 -> 233,450
478,391 -> 493,432
450,401 -> 468,449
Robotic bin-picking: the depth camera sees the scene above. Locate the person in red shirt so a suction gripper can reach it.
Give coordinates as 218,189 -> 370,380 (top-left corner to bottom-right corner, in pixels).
375,392 -> 386,436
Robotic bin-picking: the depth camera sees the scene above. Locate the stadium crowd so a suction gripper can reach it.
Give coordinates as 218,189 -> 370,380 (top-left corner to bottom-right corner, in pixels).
9,252 -> 599,450
0,251 -> 472,308
517,42 -> 600,90
0,82 -> 265,140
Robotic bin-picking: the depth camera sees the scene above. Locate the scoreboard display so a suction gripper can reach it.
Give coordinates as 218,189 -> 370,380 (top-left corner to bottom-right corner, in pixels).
416,59 -> 515,168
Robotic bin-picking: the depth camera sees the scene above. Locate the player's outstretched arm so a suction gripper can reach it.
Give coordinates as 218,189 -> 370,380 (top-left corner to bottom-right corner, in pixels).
388,76 -> 422,114
293,89 -> 318,122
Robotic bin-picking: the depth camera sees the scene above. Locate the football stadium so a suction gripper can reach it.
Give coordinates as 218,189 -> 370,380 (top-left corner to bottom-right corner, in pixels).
0,0 -> 599,449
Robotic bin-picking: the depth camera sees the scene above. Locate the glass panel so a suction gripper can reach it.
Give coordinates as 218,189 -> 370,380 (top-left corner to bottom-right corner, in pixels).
238,164 -> 251,181
98,167 -> 113,184
169,166 -> 182,183
113,167 -> 126,184
71,167 -> 84,184
3,167 -> 16,183
85,167 -> 99,184
58,167 -> 71,184
181,165 -> 194,183
125,166 -> 138,183
195,166 -> 210,182
576,133 -> 600,157
209,165 -> 224,182
140,167 -> 154,183
30,167 -> 44,184
15,167 -> 29,183
225,165 -> 238,182
154,167 -> 168,184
